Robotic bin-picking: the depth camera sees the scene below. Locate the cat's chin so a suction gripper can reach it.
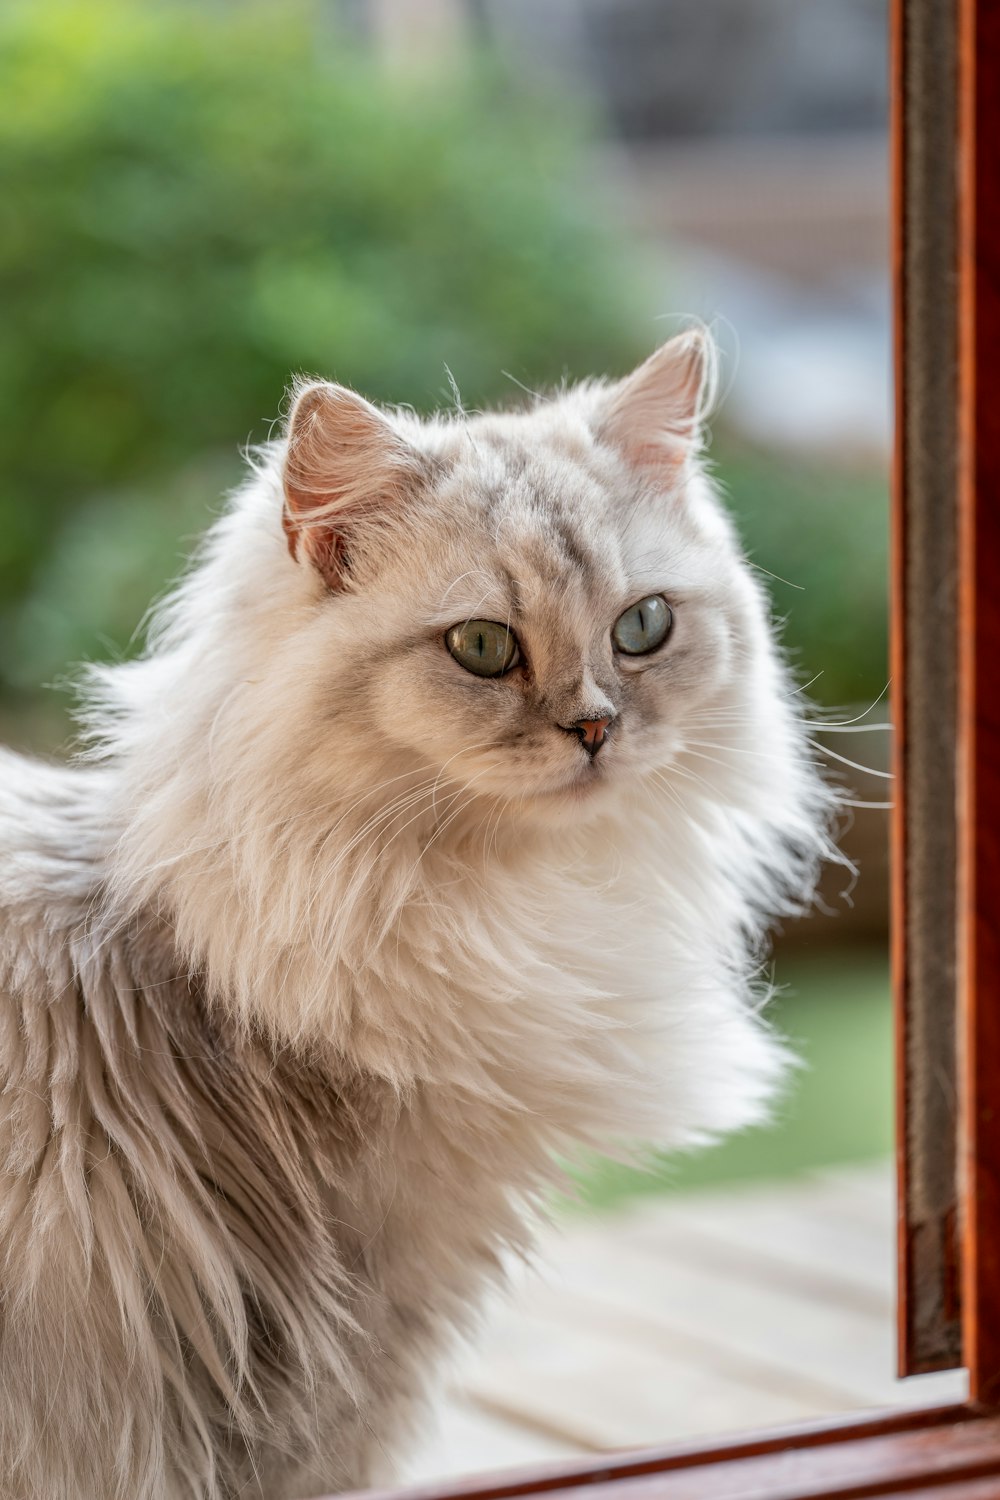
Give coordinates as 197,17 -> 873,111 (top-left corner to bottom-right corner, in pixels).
514,771 -> 619,826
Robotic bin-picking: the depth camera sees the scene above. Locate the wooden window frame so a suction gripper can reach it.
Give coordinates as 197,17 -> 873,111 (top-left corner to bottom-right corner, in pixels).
321,1 -> 1000,1493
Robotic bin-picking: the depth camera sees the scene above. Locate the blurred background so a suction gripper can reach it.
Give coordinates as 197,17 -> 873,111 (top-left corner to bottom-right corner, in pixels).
0,0 -> 904,1468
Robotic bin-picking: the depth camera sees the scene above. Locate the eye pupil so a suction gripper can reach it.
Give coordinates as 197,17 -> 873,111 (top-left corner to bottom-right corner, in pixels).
446,620 -> 520,677
612,595 -> 672,656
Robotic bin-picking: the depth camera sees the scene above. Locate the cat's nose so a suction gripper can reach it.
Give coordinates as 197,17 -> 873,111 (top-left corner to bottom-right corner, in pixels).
567,716 -> 614,756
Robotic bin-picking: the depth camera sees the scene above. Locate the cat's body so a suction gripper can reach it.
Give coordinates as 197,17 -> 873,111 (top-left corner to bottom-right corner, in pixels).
0,334 -> 830,1499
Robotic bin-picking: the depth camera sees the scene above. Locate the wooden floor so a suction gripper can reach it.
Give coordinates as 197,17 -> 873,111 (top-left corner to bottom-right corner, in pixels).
406,1161 -> 967,1483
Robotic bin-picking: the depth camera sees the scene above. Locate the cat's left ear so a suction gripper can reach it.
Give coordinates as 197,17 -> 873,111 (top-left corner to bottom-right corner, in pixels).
282,381 -> 424,588
596,329 -> 716,476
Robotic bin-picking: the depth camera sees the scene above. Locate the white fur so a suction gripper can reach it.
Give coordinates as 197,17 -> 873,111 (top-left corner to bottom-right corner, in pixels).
0,334 -> 833,1498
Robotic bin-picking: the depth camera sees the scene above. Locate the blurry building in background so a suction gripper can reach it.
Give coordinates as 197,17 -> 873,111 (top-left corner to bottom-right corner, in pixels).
363,0 -> 890,458
504,0 -> 887,139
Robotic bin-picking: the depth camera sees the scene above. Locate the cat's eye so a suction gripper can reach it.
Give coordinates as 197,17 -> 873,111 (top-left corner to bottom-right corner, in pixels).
612,595 -> 673,656
446,620 -> 520,677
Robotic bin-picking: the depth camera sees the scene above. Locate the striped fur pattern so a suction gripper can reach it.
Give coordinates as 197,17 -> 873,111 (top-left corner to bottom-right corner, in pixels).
0,334 -> 833,1498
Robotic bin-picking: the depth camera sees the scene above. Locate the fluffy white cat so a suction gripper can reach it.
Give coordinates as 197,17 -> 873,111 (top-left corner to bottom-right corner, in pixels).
0,331 -> 831,1499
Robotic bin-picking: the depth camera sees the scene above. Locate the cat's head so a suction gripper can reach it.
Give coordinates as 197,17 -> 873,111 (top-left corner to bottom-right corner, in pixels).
275,331 -> 789,824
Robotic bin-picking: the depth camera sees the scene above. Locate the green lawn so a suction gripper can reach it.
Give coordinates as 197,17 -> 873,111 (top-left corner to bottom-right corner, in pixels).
566,947 -> 892,1213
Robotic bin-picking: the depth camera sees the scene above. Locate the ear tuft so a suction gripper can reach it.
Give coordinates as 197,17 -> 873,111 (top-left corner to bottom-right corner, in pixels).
597,329 -> 717,478
282,382 -> 422,589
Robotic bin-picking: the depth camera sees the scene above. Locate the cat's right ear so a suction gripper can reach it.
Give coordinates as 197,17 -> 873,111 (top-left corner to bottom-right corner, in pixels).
282,381 -> 423,589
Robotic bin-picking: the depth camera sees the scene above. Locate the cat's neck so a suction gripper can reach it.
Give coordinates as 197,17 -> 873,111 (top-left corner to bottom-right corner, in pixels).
89,720 -> 687,1142
103,711 -> 642,1044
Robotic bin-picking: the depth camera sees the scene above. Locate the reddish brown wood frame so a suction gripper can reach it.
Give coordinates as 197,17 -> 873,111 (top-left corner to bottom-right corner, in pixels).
313,0 -> 1000,1493
893,0 -> 963,1378
956,0 -> 1000,1412
347,1408 -> 1000,1500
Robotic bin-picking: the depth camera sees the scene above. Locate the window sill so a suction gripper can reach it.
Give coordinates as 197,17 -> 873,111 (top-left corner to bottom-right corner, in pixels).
326,1403 -> 1000,1500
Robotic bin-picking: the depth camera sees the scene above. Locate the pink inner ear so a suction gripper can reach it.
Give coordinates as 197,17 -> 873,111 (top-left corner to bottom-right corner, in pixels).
282,383 -> 416,587
599,332 -> 710,477
615,431 -> 690,475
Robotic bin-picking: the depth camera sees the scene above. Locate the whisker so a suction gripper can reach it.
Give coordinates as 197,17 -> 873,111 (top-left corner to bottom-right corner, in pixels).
748,560 -> 805,591
803,684 -> 891,726
685,737 -> 821,768
806,742 -> 893,780
804,722 -> 893,734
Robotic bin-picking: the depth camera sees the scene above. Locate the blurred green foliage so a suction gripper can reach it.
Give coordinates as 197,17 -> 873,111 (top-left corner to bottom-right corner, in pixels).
0,0 -> 887,743
718,445 -> 889,710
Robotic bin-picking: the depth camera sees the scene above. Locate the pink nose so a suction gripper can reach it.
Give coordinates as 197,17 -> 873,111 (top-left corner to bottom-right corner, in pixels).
574,717 -> 612,755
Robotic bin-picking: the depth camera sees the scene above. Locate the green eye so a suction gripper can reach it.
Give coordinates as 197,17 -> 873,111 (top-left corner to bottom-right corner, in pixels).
446,619 -> 520,677
612,595 -> 673,656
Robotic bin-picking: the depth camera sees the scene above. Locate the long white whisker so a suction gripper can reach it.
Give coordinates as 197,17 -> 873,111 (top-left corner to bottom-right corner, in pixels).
803,684 -> 891,725
803,722 -> 893,735
806,742 -> 893,780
